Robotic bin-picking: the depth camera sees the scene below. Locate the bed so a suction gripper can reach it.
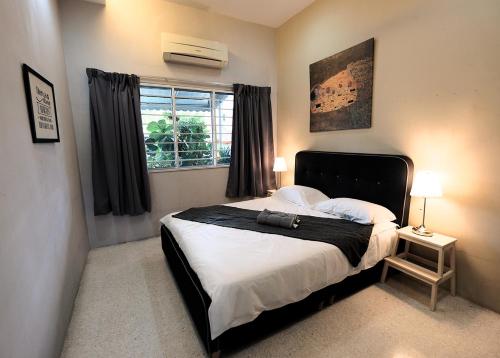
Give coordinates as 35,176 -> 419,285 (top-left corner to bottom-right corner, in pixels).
160,151 -> 413,357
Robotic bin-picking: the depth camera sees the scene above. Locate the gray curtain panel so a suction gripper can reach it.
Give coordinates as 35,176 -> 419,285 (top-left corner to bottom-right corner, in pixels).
226,84 -> 276,197
87,68 -> 151,216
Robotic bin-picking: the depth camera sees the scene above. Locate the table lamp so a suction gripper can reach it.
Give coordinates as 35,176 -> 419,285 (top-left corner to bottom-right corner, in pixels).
410,170 -> 442,237
273,157 -> 287,189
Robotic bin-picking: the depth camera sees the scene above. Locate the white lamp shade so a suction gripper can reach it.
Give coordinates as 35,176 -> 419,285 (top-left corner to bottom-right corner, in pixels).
410,171 -> 443,198
273,157 -> 287,172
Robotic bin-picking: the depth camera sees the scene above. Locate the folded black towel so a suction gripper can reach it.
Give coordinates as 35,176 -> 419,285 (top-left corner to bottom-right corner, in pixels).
257,209 -> 300,229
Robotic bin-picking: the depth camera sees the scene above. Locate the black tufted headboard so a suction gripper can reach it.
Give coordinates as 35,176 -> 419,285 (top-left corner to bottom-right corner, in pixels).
295,151 -> 414,227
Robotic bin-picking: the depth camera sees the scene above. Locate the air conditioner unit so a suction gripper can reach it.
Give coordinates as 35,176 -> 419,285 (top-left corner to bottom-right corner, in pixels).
161,33 -> 228,69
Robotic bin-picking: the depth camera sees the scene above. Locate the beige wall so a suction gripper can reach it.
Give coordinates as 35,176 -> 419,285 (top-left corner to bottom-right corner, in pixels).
59,0 -> 277,248
276,0 -> 500,312
0,1 -> 89,357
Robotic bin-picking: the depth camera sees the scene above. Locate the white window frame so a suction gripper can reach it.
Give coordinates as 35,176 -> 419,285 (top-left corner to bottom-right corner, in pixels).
140,82 -> 233,173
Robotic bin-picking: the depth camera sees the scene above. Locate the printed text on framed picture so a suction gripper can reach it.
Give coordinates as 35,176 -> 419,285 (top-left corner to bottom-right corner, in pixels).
22,64 -> 60,143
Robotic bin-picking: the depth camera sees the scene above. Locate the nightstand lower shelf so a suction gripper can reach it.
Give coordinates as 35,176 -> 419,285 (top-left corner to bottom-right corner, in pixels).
384,256 -> 454,285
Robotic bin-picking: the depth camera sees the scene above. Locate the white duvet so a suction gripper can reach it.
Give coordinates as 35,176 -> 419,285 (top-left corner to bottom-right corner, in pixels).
160,196 -> 397,339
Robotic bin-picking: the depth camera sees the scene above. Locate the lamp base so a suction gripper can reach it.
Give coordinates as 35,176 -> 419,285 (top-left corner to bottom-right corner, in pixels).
412,225 -> 433,237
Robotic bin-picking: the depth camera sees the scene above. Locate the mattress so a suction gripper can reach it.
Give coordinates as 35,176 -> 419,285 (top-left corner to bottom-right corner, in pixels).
160,196 -> 398,339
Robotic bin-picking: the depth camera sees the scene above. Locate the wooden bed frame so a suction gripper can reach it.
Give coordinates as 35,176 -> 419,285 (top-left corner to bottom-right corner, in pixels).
161,151 -> 414,357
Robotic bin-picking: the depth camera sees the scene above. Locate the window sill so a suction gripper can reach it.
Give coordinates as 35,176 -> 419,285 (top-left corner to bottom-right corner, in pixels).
148,165 -> 230,174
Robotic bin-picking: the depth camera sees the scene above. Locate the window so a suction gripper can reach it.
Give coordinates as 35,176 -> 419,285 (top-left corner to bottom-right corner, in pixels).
140,85 -> 233,170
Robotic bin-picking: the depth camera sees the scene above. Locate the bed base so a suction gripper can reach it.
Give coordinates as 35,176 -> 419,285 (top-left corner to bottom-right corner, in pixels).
161,224 -> 384,356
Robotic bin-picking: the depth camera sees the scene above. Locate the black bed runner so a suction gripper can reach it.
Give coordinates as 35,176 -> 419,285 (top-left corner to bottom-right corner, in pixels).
173,205 -> 373,267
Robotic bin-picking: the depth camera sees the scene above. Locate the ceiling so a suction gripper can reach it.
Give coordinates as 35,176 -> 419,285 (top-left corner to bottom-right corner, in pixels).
166,0 -> 316,28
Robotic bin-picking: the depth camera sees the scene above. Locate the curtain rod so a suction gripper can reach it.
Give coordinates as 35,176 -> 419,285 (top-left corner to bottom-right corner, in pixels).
139,75 -> 233,90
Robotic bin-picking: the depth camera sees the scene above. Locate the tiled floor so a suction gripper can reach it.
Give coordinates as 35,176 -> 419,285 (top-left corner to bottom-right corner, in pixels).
61,237 -> 500,358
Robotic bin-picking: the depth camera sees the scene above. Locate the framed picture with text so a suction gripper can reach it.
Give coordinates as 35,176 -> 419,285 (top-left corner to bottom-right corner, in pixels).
22,64 -> 60,143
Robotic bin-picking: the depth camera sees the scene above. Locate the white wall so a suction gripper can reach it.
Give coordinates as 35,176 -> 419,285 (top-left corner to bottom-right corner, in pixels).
277,0 -> 500,312
59,0 -> 278,248
0,1 -> 89,357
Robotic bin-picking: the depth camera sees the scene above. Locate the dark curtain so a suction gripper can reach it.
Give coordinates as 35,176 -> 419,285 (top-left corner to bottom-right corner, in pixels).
87,68 -> 151,216
226,84 -> 276,197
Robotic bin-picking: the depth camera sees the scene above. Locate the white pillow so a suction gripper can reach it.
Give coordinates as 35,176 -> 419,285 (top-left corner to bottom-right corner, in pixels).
274,185 -> 329,207
312,198 -> 396,224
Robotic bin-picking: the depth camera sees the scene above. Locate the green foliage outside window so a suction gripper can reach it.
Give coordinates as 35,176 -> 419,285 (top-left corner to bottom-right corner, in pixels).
145,114 -> 231,169
217,145 -> 231,165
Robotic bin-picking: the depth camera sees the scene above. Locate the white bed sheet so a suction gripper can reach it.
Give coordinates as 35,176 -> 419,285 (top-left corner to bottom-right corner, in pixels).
160,196 -> 397,339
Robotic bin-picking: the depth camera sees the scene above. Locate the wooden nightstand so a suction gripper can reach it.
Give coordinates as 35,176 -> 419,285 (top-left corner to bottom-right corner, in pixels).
266,189 -> 277,197
381,226 -> 457,311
